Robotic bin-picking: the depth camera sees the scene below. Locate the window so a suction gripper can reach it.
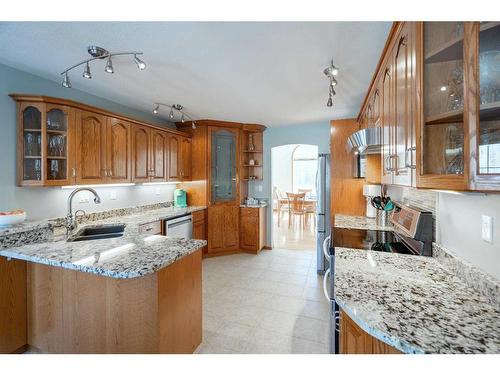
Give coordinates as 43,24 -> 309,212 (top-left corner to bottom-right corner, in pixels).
292,145 -> 318,197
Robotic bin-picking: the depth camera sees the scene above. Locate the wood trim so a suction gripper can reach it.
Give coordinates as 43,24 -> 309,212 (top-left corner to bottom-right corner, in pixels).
176,119 -> 266,132
9,94 -> 191,138
357,22 -> 403,121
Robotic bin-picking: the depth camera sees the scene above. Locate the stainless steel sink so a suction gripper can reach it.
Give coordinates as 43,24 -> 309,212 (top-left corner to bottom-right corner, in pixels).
67,224 -> 125,242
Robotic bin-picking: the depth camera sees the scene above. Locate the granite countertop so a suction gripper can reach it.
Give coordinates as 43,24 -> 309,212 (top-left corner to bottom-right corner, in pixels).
335,214 -> 393,231
334,247 -> 500,354
0,206 -> 207,279
0,219 -> 52,236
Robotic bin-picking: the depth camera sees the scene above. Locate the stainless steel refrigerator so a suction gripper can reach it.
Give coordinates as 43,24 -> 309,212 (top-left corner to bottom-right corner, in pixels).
316,153 -> 331,275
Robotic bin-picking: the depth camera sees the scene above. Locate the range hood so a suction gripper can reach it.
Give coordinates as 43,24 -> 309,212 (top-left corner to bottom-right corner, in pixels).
346,127 -> 382,154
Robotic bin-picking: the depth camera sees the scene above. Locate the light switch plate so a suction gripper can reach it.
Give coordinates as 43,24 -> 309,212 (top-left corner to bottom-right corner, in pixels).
481,215 -> 493,243
78,191 -> 90,203
155,187 -> 161,196
110,190 -> 117,200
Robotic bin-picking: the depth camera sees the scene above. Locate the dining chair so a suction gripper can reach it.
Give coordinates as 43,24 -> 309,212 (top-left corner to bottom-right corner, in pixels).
298,188 -> 312,198
273,187 -> 288,227
286,192 -> 306,230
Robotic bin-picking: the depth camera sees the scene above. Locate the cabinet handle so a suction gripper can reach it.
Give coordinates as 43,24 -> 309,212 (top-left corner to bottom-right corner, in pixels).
108,169 -> 113,177
322,268 -> 331,301
102,169 -> 108,177
405,147 -> 417,169
72,168 -> 76,178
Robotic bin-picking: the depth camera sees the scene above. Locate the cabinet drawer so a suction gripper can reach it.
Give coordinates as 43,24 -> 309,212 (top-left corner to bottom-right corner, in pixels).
241,207 -> 259,217
138,221 -> 162,235
192,210 -> 206,223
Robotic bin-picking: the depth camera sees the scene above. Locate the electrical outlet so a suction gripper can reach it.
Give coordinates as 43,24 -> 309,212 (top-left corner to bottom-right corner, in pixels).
255,184 -> 263,192
110,190 -> 117,200
155,187 -> 161,196
481,215 -> 493,243
78,191 -> 90,203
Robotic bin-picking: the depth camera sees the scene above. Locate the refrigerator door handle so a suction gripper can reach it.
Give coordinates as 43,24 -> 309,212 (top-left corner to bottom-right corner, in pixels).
323,235 -> 331,259
323,268 -> 331,301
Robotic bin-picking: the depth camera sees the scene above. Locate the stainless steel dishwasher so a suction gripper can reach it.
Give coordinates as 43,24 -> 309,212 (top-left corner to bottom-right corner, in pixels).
163,213 -> 193,239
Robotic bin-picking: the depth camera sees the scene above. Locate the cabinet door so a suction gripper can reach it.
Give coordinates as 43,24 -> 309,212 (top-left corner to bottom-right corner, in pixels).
393,24 -> 414,186
372,88 -> 381,127
417,22 -> 467,190
180,137 -> 192,181
207,205 -> 224,253
45,104 -> 74,186
131,124 -> 151,182
168,135 -> 180,180
75,110 -> 106,185
192,219 -> 207,253
106,118 -> 131,183
340,311 -> 373,354
240,209 -> 259,250
18,103 -> 44,186
150,129 -> 167,181
381,65 -> 394,184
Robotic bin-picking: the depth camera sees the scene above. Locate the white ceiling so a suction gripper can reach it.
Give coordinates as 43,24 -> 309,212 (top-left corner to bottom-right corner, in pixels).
0,22 -> 391,126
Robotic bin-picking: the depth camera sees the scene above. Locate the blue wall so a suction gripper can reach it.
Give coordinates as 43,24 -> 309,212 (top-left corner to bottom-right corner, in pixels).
249,121 -> 331,246
0,63 -> 176,218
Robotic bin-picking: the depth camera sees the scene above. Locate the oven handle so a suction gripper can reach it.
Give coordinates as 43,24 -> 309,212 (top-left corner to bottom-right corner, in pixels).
322,235 -> 331,259
323,268 -> 331,301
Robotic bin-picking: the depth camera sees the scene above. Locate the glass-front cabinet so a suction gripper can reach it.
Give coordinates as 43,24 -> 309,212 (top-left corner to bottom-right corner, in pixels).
419,22 -> 467,190
210,128 -> 238,204
16,100 -> 74,186
473,22 -> 500,189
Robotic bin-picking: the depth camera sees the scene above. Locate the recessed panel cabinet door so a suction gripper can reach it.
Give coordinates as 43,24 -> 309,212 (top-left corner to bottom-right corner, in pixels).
132,125 -> 151,182
107,118 -> 131,183
150,130 -> 167,181
75,110 -> 106,185
207,206 -> 225,253
180,137 -> 192,180
168,135 -> 180,180
381,65 -> 394,185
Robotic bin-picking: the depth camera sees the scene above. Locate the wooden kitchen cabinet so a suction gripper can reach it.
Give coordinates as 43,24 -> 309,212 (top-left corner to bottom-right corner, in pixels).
340,310 -> 401,354
192,210 -> 207,254
11,95 -> 192,187
106,117 -> 131,183
240,206 -> 266,253
207,205 -> 239,254
75,110 -> 107,185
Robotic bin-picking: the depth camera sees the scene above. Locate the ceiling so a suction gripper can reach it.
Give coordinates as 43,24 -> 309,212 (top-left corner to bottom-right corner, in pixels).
0,22 -> 391,126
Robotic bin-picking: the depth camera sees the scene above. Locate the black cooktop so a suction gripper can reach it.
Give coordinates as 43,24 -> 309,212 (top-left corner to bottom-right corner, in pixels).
332,227 -> 415,255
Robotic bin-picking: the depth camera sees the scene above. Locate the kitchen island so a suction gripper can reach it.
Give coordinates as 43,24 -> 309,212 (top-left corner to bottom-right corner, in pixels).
334,247 -> 500,354
0,206 -> 207,354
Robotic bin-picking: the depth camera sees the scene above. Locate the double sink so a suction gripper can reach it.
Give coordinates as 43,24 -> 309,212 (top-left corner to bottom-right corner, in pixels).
67,224 -> 125,242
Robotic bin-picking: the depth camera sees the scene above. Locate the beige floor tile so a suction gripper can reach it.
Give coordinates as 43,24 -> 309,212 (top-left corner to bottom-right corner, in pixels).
291,316 -> 330,344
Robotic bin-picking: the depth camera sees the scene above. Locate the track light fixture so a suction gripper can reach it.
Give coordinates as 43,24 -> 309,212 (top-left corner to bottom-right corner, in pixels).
61,45 -> 145,88
152,103 -> 197,129
324,58 -> 339,108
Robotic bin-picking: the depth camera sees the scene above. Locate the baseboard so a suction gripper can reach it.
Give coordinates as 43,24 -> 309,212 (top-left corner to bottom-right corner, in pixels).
262,246 -> 272,250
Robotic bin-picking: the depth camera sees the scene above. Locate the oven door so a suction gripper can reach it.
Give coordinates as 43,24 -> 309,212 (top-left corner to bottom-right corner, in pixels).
322,239 -> 339,354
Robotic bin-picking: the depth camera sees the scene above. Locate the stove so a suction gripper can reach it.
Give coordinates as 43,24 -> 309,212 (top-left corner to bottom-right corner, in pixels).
332,227 -> 416,255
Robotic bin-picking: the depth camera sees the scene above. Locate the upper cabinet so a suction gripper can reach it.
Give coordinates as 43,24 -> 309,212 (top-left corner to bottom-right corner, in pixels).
12,95 -> 192,187
358,22 -> 500,191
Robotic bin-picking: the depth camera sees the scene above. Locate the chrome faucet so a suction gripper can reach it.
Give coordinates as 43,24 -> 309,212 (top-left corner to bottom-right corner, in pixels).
66,187 -> 101,234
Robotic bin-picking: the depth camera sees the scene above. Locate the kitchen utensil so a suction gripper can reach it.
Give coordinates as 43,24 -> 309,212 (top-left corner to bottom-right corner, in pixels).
371,196 -> 383,210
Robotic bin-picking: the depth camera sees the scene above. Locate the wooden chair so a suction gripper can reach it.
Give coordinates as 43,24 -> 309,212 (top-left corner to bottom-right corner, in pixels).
298,188 -> 312,198
286,192 -> 306,230
273,187 -> 288,227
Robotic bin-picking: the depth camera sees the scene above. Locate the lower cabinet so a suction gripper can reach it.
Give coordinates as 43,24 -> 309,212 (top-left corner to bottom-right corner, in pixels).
240,206 -> 266,253
207,205 -> 239,254
192,210 -> 207,254
340,310 -> 401,354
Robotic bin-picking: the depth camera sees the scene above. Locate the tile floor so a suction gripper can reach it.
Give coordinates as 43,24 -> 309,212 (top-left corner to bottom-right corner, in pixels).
272,211 -> 317,250
195,248 -> 331,354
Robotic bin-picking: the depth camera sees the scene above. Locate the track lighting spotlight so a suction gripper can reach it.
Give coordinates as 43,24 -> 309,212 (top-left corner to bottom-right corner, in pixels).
153,104 -> 159,115
181,113 -> 185,123
327,96 -> 333,107
62,72 -> 71,88
330,86 -> 336,96
169,108 -> 175,120
324,58 -> 339,107
151,103 -> 197,129
330,77 -> 338,86
192,121 -> 197,130
134,54 -> 146,70
105,57 -> 114,74
83,62 -> 92,79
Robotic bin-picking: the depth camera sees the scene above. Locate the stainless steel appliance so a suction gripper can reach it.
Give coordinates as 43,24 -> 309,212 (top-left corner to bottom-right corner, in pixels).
324,202 -> 433,353
316,154 -> 331,275
346,127 -> 381,178
163,213 -> 193,239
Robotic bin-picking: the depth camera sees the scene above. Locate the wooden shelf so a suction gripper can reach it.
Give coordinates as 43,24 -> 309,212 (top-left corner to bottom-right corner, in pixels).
47,156 -> 67,160
47,129 -> 67,134
425,101 -> 500,125
23,156 -> 41,159
425,22 -> 500,64
23,129 -> 41,132
242,150 -> 263,153
242,164 -> 262,167
242,178 -> 263,181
